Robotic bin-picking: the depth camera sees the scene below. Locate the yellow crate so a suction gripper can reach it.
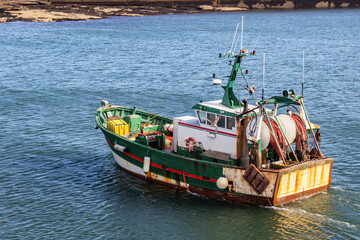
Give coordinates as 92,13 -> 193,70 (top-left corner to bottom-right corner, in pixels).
108,119 -> 129,136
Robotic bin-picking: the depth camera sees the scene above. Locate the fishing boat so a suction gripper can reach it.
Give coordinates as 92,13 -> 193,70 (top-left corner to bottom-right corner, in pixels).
95,27 -> 333,206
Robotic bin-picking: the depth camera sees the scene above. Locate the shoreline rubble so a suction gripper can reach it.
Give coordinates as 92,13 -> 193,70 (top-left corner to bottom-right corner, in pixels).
0,0 -> 358,23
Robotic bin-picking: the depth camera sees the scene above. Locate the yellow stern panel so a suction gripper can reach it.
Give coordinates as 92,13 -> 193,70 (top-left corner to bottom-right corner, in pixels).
276,159 -> 332,201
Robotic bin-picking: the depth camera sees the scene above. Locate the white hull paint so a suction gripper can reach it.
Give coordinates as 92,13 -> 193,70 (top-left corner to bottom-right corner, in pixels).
111,150 -> 188,188
112,150 -> 145,177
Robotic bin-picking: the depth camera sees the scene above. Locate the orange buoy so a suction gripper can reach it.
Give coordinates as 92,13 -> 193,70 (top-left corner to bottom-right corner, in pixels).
185,137 -> 196,152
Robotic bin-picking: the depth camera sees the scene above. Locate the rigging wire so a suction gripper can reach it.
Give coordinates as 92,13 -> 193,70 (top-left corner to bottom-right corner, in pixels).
229,22 -> 240,55
233,35 -> 241,55
237,64 -> 240,104
262,53 -> 265,101
223,31 -> 233,55
288,105 -> 300,113
239,66 -> 257,104
252,26 -> 264,52
240,16 -> 244,52
302,50 -> 305,96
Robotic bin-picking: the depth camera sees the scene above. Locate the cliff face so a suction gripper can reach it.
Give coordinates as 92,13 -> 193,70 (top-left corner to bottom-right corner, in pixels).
1,0 -> 359,23
49,0 -> 360,9
235,0 -> 358,9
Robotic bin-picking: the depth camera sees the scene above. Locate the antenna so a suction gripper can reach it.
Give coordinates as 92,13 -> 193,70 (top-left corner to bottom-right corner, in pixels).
232,35 -> 241,55
252,27 -> 263,52
229,23 -> 239,55
302,50 -> 305,96
240,16 -> 244,52
223,32 -> 232,56
262,53 -> 265,101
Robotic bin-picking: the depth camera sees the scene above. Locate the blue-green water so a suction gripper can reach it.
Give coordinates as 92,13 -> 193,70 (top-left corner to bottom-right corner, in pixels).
1,9 -> 359,239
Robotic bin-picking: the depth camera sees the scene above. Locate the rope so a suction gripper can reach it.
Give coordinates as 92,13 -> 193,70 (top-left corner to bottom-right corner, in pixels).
182,172 -> 190,193
148,115 -> 158,121
263,118 -> 285,158
291,114 -> 307,141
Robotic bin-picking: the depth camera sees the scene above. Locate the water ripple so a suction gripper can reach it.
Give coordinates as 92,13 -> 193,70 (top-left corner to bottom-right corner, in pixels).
1,9 -> 360,240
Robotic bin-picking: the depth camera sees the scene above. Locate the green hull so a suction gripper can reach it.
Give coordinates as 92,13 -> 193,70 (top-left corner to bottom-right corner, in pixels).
96,105 -> 223,191
95,104 -> 333,206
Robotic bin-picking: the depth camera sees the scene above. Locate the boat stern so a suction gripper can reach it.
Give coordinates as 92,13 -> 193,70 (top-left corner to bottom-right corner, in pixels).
273,158 -> 333,205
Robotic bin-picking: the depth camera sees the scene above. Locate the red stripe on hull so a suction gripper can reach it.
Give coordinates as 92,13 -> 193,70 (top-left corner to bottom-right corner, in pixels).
115,162 -> 274,206
105,137 -> 217,183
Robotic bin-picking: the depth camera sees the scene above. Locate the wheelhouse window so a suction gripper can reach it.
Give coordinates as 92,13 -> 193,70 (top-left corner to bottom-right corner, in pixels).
226,117 -> 235,130
197,111 -> 206,124
217,115 -> 226,128
207,113 -> 216,125
200,111 -> 236,130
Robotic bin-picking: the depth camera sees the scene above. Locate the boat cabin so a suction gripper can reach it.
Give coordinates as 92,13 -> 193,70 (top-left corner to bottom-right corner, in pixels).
172,99 -> 260,165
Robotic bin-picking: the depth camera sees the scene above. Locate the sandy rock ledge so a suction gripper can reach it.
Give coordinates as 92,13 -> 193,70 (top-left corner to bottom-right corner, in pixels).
0,0 -> 359,23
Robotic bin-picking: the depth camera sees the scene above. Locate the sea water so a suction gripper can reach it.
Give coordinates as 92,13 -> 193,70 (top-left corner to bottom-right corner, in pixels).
0,9 -> 359,239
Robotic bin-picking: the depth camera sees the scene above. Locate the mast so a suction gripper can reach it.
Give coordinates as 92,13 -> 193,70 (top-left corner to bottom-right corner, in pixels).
220,17 -> 255,108
262,53 -> 265,101
302,50 -> 305,96
221,55 -> 243,108
240,16 -> 243,52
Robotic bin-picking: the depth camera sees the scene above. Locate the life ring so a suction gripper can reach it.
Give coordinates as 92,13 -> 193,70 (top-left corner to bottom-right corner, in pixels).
185,137 -> 196,152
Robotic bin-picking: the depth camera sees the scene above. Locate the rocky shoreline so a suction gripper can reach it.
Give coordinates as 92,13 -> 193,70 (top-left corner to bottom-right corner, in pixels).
0,0 -> 358,23
0,1 -> 202,22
